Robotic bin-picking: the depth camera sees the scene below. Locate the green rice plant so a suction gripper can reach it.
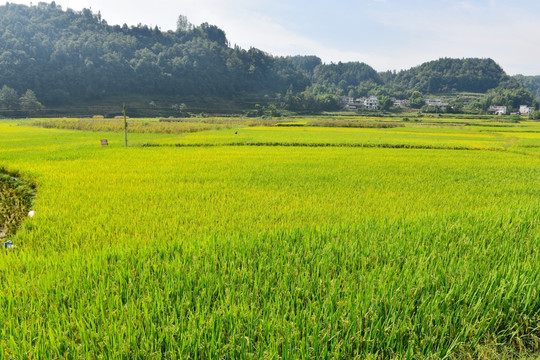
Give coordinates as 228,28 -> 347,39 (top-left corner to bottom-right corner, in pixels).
0,119 -> 538,359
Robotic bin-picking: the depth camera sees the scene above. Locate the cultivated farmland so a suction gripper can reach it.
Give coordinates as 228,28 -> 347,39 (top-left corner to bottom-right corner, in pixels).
0,116 -> 539,359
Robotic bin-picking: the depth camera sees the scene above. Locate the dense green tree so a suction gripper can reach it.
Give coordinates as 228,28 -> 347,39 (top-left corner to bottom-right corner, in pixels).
514,75 -> 540,98
278,87 -> 341,112
286,55 -> 322,75
19,89 -> 44,112
409,91 -> 425,109
446,100 -> 464,114
533,98 -> 540,111
479,87 -> 533,112
176,15 -> 193,32
421,105 -> 442,114
378,95 -> 393,111
389,58 -> 509,94
312,62 -> 381,92
171,103 -> 188,117
0,85 -> 19,110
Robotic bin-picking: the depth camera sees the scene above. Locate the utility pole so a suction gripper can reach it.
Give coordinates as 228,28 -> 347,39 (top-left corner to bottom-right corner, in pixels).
123,103 -> 128,147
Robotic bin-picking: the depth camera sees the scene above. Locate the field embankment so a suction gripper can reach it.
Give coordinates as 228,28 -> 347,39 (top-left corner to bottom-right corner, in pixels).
27,117 -> 276,134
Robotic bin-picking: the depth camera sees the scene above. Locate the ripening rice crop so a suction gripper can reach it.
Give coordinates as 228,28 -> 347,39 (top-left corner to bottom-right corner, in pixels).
0,119 -> 539,359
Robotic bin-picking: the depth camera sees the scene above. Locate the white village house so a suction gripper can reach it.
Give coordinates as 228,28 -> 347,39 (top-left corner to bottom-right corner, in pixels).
490,105 -> 507,115
345,97 -> 531,115
425,99 -> 448,109
519,105 -> 533,115
343,96 -> 379,111
343,97 -> 355,105
393,99 -> 410,108
364,96 -> 379,110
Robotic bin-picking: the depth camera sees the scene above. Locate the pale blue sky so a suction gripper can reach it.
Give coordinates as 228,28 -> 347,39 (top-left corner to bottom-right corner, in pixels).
6,0 -> 540,74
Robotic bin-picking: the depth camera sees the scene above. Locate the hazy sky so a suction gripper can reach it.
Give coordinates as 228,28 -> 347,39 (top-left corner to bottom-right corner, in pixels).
6,0 -> 540,75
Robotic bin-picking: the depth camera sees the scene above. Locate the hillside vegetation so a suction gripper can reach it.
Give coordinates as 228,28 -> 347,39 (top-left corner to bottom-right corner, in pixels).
515,75 -> 540,97
0,2 -> 537,115
0,2 -> 308,104
389,58 -> 516,94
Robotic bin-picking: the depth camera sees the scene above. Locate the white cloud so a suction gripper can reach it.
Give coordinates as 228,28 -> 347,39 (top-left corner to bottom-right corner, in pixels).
454,1 -> 475,10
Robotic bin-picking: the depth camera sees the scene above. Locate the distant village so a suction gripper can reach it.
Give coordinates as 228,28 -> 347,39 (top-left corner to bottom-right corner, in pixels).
343,97 -> 534,115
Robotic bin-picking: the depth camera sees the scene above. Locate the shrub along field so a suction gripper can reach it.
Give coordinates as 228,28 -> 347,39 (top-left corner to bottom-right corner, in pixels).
0,167 -> 35,240
0,117 -> 539,359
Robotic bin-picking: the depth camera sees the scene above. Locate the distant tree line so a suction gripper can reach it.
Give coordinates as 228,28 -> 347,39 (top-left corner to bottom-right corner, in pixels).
0,2 -> 537,115
0,86 -> 43,114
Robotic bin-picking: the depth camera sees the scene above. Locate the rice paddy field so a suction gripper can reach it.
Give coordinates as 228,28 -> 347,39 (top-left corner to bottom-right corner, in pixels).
0,115 -> 539,359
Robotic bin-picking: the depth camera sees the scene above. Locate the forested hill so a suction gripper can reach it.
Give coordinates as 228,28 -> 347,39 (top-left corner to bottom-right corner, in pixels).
0,2 -> 310,104
0,2 -> 535,113
514,75 -> 540,98
385,58 -> 518,94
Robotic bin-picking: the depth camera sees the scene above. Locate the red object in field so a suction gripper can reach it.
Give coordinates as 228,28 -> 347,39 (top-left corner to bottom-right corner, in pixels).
101,139 -> 109,146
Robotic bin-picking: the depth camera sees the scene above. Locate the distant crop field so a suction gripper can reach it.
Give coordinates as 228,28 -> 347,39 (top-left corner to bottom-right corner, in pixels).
0,117 -> 539,359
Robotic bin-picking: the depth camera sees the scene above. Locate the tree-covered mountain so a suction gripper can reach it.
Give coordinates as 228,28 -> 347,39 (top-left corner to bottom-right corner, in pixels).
0,2 -> 309,106
514,75 -> 540,98
312,62 -> 381,90
0,2 -> 536,114
386,58 -> 517,94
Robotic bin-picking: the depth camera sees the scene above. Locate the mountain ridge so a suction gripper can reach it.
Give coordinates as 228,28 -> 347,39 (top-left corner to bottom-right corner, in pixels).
0,2 -> 536,114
